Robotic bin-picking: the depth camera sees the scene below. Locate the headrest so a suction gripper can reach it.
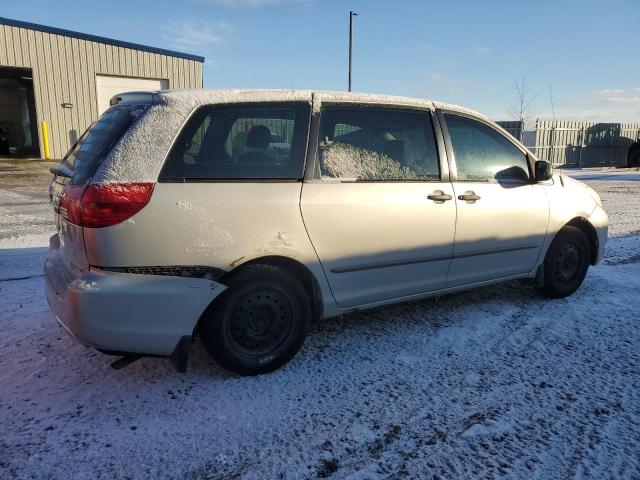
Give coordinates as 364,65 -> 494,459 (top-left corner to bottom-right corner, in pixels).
384,140 -> 407,163
246,125 -> 271,148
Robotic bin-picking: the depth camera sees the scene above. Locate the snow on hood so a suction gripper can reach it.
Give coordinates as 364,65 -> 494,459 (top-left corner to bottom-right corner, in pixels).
92,89 -> 485,184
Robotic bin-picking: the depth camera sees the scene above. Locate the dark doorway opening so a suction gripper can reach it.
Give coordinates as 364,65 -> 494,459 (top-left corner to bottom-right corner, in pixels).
0,66 -> 39,158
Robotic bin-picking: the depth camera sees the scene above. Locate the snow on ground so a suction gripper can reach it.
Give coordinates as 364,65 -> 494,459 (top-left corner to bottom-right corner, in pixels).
1,164 -> 640,479
558,169 -> 640,238
0,160 -> 53,245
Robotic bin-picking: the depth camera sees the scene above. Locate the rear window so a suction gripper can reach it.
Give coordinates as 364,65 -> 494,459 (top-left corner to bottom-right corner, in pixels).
60,105 -> 146,185
159,102 -> 311,181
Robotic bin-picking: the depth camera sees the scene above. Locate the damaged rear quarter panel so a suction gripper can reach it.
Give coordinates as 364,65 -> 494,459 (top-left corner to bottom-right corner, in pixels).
84,182 -> 337,314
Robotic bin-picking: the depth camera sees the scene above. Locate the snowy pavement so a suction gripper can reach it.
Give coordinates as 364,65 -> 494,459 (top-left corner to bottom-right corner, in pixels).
1,166 -> 640,479
0,159 -> 53,248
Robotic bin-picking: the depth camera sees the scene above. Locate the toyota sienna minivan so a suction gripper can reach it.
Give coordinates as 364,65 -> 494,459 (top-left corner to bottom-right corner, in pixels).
45,89 -> 608,375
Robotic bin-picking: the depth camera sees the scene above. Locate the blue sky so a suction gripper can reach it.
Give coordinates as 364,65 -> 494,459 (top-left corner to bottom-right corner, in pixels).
3,0 -> 639,122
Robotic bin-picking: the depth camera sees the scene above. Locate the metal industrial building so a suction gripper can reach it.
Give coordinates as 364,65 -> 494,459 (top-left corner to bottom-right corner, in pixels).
0,17 -> 204,159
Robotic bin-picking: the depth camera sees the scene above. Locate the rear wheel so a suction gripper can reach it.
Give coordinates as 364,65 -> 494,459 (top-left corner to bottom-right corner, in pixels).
200,264 -> 311,375
540,226 -> 590,298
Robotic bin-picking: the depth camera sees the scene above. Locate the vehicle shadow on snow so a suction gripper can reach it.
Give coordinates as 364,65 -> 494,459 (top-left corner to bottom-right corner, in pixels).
185,278 -> 545,377
97,277 -> 546,380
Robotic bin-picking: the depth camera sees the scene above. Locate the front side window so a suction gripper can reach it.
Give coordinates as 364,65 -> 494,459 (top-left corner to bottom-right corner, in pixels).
160,103 -> 310,180
444,113 -> 530,183
318,107 -> 440,181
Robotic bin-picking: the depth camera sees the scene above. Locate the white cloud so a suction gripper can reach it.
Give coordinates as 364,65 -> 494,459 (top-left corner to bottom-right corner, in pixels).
594,88 -> 640,106
596,88 -> 625,97
200,0 -> 313,7
163,21 -> 234,51
606,96 -> 640,105
535,89 -> 640,123
473,46 -> 490,55
541,107 -> 639,123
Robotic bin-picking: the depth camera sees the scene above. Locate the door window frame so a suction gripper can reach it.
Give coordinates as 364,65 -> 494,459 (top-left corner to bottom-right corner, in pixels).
158,101 -> 312,183
304,101 -> 451,183
437,109 -> 535,183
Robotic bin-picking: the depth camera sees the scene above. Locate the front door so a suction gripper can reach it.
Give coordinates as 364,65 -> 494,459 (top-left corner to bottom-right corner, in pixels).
301,105 -> 456,308
440,112 -> 550,287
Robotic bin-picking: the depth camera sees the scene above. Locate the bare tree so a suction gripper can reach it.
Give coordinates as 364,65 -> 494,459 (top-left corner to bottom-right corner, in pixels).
508,76 -> 536,125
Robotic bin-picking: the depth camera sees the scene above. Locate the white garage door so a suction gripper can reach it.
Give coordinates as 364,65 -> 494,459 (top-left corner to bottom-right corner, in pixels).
96,75 -> 168,115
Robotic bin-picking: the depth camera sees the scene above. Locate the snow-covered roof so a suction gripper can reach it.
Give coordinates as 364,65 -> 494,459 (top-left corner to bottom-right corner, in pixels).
156,88 -> 435,108
154,89 -> 488,120
156,89 -> 314,108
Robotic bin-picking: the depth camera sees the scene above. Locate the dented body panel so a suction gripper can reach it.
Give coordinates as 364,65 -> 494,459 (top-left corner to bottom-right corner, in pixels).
84,182 -> 339,317
45,234 -> 225,356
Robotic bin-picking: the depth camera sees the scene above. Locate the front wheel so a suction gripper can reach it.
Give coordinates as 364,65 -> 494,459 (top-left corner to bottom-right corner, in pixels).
200,264 -> 311,375
539,226 -> 590,298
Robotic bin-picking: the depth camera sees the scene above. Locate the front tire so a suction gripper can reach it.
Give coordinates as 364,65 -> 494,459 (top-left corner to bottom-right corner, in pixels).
200,264 -> 311,375
540,226 -> 590,298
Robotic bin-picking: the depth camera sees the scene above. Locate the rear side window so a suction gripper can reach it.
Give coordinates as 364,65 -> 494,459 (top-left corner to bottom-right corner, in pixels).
160,103 -> 311,181
61,105 -> 145,185
318,107 -> 440,181
444,114 -> 530,183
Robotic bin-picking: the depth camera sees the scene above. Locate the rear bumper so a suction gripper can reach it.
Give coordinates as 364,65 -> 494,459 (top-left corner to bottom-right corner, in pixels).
588,206 -> 608,265
44,234 -> 226,358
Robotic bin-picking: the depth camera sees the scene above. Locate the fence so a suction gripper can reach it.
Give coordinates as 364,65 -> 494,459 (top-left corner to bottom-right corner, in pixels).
497,119 -> 640,168
496,120 -> 524,142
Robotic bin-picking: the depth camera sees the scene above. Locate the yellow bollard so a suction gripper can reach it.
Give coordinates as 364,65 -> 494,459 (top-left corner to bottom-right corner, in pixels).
42,121 -> 50,160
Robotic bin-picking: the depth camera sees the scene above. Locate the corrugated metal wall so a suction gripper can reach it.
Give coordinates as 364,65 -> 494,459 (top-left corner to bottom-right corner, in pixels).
0,23 -> 203,158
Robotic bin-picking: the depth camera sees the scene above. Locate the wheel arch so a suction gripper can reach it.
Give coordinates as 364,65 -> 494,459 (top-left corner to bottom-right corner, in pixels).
220,255 -> 324,324
564,216 -> 599,265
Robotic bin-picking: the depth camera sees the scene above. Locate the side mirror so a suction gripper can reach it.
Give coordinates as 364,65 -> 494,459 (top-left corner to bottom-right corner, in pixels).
534,160 -> 553,182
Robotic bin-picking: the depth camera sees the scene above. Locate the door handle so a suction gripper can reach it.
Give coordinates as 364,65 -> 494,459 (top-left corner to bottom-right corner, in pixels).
458,191 -> 481,202
427,191 -> 453,203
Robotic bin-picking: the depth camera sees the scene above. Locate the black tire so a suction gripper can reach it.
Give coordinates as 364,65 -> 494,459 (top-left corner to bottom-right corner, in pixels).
200,264 -> 311,375
628,148 -> 640,168
540,226 -> 591,298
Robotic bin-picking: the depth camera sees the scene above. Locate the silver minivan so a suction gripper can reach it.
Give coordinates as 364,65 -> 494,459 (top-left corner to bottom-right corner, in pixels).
45,90 -> 608,375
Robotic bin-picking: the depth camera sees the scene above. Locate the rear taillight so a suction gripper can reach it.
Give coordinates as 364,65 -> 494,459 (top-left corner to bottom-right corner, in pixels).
59,183 -> 154,228
59,184 -> 85,225
82,183 -> 155,228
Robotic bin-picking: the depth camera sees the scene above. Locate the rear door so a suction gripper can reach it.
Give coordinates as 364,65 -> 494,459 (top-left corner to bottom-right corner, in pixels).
439,111 -> 549,287
300,104 -> 456,308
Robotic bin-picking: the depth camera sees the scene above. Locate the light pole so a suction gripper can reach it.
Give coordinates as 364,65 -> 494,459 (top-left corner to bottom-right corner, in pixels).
348,10 -> 358,92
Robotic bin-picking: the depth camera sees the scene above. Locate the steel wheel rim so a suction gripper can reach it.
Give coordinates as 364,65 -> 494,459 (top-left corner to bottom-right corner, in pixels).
554,242 -> 580,283
228,287 -> 294,356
